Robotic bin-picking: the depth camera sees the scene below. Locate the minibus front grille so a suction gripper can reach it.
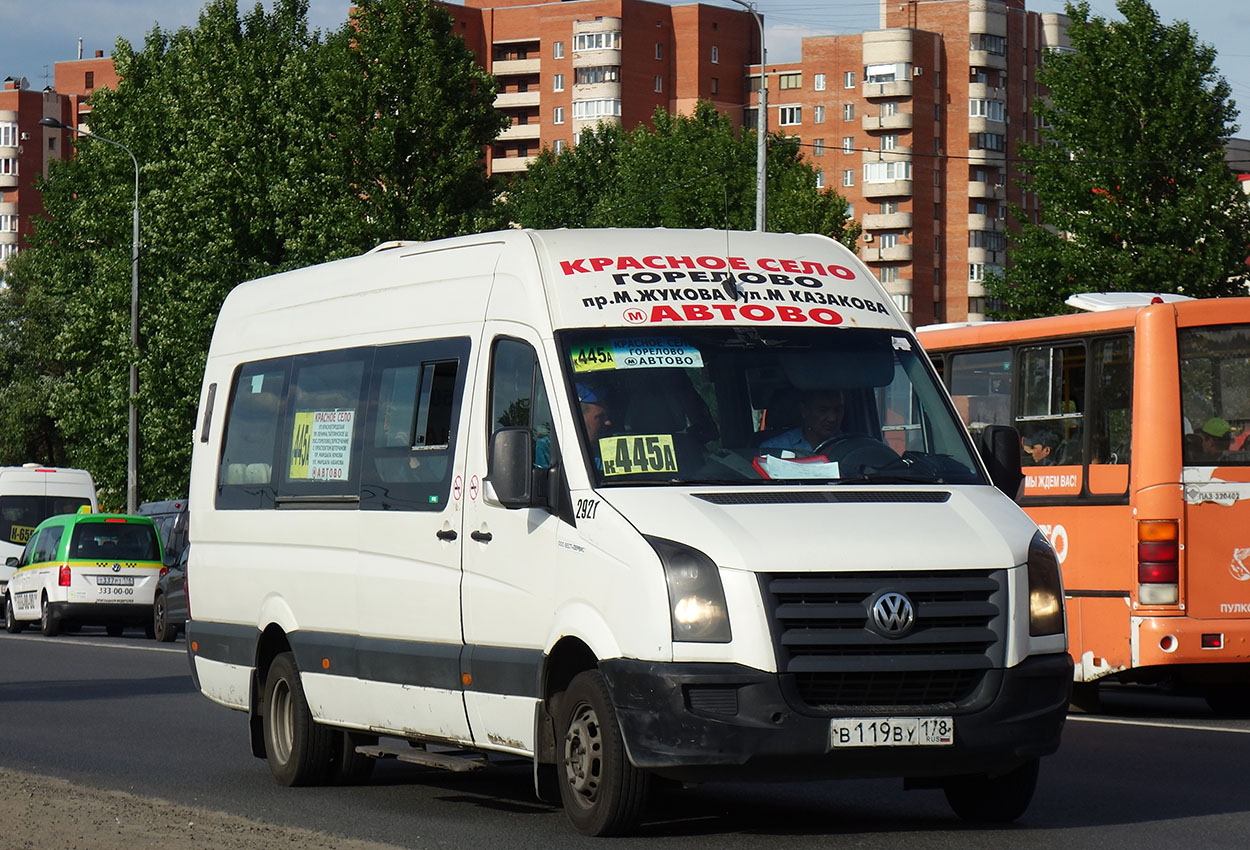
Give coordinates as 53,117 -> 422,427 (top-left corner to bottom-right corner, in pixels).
761,569 -> 1007,711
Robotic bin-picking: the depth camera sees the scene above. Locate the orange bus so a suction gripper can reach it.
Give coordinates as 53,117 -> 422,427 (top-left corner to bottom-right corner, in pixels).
918,294 -> 1250,712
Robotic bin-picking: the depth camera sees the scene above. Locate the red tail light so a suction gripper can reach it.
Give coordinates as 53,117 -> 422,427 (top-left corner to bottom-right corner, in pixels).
1137,520 -> 1179,604
58,565 -> 71,587
159,566 -> 169,579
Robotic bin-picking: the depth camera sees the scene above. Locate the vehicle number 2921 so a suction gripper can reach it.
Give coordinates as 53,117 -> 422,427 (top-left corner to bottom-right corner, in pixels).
830,716 -> 953,748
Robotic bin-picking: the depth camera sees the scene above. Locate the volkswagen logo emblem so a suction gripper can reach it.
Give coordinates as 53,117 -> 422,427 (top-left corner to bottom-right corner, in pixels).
870,591 -> 915,637
112,563 -> 122,573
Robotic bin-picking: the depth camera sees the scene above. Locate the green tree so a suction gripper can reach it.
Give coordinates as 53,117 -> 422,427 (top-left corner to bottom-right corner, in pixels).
505,102 -> 861,248
989,0 -> 1250,319
0,0 -> 504,507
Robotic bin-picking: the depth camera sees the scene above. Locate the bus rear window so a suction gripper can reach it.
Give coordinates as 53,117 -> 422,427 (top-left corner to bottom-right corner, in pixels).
1180,325 -> 1250,465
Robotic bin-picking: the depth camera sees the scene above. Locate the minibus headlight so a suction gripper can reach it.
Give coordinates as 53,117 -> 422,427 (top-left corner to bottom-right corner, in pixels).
1027,531 -> 1065,637
646,536 -> 732,643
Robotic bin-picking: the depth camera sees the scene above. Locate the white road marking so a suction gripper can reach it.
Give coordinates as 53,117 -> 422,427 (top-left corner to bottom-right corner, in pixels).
1069,714 -> 1250,734
0,633 -> 183,653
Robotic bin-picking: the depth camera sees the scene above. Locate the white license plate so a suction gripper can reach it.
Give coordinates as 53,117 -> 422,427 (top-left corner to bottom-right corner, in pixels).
96,575 -> 134,587
831,716 -> 954,748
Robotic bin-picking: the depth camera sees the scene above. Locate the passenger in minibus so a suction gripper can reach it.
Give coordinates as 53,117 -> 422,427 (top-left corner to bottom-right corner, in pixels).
1022,430 -> 1059,466
1196,417 -> 1234,461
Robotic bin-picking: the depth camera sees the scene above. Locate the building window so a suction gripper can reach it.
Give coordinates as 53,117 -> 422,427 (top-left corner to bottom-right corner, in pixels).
778,72 -> 801,90
814,73 -> 826,91
865,63 -> 908,83
0,157 -> 17,176
892,293 -> 912,313
879,266 -> 899,283
881,134 -> 897,151
574,32 -> 621,51
969,230 -> 1006,252
842,136 -> 854,153
655,75 -> 663,92
816,171 -> 825,189
882,101 -> 899,116
553,139 -> 565,154
969,263 -> 985,281
842,103 -> 854,121
880,201 -> 898,214
553,41 -> 564,59
572,99 -> 622,120
813,138 -> 825,156
84,71 -> 94,89
0,122 -> 16,146
971,33 -> 1007,55
711,77 -> 719,95
0,243 -> 18,262
970,132 -> 1007,152
969,99 -> 1005,121
842,169 -> 854,187
655,43 -> 663,60
554,73 -> 564,92
813,105 -> 825,124
843,71 -> 855,88
553,106 -> 565,124
744,108 -> 758,130
880,232 -> 900,248
863,161 -> 912,183
0,214 -> 18,232
779,106 -> 801,126
575,66 -> 620,85
711,45 -> 719,64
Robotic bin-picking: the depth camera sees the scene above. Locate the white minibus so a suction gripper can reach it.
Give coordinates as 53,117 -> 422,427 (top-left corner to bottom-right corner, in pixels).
0,465 -> 98,599
186,228 -> 1071,836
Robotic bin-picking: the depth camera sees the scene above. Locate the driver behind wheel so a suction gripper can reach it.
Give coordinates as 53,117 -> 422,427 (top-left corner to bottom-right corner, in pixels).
760,388 -> 845,453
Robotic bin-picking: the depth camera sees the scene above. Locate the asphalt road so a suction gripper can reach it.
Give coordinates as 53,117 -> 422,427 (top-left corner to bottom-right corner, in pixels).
3,629 -> 1250,848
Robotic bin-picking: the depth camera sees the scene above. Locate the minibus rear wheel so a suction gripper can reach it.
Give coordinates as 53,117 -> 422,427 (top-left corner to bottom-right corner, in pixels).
942,757 -> 1038,822
4,595 -> 24,633
39,594 -> 59,637
262,651 -> 335,786
557,670 -> 649,836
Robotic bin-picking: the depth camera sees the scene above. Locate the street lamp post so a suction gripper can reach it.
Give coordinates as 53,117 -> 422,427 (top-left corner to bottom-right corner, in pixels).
726,0 -> 767,231
40,116 -> 140,513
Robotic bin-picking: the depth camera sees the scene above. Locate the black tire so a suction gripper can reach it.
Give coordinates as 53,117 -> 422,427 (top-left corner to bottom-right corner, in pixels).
262,652 -> 336,786
943,758 -> 1039,823
331,731 -> 378,785
105,623 -> 124,637
153,593 -> 177,642
4,595 -> 25,633
40,595 -> 59,637
1069,682 -> 1101,714
557,670 -> 649,836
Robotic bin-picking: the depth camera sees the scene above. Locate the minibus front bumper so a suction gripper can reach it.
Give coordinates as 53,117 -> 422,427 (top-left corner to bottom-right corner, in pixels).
600,652 -> 1073,781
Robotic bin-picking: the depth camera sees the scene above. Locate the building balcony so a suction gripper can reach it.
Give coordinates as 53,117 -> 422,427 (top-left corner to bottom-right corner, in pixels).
967,83 -> 1005,100
0,143 -> 17,158
492,58 -> 540,76
0,174 -> 17,189
967,213 -> 1004,232
572,49 -> 621,67
862,112 -> 913,132
968,180 -> 1006,199
491,155 -> 538,173
495,91 -> 541,109
881,277 -> 914,299
967,280 -> 988,298
967,246 -> 1005,266
968,148 -> 1007,166
968,115 -> 1006,135
499,123 -> 542,141
862,179 -> 913,199
862,243 -> 913,263
0,230 -> 17,245
969,49 -> 1008,70
862,212 -> 913,230
862,80 -> 912,99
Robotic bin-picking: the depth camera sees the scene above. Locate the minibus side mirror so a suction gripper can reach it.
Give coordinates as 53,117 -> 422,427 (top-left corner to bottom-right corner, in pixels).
977,424 -> 1025,502
488,427 -> 535,509
4,556 -> 16,568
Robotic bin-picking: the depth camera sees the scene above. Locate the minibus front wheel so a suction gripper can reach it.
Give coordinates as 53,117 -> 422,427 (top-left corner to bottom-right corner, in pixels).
262,651 -> 335,786
558,670 -> 650,836
942,757 -> 1039,822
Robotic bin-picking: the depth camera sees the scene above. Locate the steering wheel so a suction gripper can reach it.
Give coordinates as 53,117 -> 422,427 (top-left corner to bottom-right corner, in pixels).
811,434 -> 899,475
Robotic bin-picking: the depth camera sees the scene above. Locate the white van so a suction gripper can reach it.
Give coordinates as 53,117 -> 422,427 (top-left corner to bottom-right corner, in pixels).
0,465 -> 98,599
186,229 -> 1072,836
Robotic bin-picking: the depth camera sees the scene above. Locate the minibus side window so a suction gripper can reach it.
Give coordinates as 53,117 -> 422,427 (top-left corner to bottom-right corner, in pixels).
1089,335 -> 1132,466
218,358 -> 290,510
280,351 -> 368,500
361,338 -> 469,512
489,338 -> 554,468
1017,343 -> 1085,466
32,526 -> 63,564
946,348 -> 1012,438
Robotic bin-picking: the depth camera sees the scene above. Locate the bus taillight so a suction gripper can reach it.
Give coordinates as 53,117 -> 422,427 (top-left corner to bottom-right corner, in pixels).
1138,520 -> 1179,605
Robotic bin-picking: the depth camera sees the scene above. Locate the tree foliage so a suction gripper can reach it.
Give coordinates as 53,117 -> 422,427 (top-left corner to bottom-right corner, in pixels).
989,0 -> 1250,319
0,0 -> 503,506
504,101 -> 862,249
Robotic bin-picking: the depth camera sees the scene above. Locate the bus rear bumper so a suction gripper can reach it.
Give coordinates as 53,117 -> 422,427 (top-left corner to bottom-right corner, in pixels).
1134,615 -> 1250,668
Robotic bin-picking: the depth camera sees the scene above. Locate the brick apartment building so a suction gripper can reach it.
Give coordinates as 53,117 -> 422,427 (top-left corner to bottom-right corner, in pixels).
0,47 -> 116,275
746,0 -> 1071,324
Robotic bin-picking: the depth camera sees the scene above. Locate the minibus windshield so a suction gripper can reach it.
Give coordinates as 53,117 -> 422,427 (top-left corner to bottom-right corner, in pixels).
557,326 -> 983,486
